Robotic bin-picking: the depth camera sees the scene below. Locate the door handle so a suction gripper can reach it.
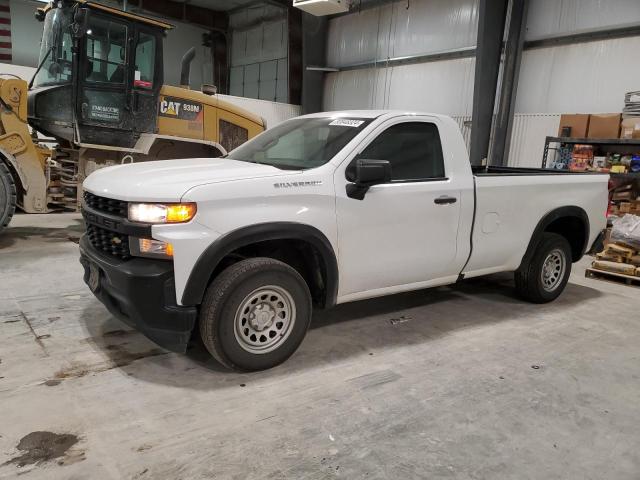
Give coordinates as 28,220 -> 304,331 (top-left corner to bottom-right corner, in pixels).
434,195 -> 457,205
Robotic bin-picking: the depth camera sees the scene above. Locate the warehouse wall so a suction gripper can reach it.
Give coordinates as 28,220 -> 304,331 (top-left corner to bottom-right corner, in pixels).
323,58 -> 476,115
229,4 -> 289,103
324,0 -> 640,114
323,0 -> 640,165
326,0 -> 478,68
9,0 -> 211,88
516,37 -> 640,114
9,0 -> 40,68
525,0 -> 640,40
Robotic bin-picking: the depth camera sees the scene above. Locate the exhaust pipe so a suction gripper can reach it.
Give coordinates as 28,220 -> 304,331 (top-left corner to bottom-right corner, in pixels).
180,47 -> 196,89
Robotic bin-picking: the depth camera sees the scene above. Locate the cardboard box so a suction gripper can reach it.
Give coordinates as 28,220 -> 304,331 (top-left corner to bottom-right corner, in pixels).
588,113 -> 621,139
620,117 -> 640,139
613,190 -> 633,201
558,114 -> 590,138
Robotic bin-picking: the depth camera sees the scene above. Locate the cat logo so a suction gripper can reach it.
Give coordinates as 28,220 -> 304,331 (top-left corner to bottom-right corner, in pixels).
160,100 -> 181,116
158,96 -> 203,122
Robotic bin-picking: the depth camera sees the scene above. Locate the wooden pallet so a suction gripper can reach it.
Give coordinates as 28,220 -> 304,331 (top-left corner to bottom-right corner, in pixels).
586,267 -> 640,288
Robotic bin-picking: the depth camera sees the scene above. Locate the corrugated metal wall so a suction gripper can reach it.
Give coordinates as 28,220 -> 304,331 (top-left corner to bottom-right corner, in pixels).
326,0 -> 479,67
516,37 -> 640,114
229,4 -> 289,103
525,0 -> 640,40
323,58 -> 476,115
506,114 -> 561,168
322,0 -> 640,166
451,114 -> 561,168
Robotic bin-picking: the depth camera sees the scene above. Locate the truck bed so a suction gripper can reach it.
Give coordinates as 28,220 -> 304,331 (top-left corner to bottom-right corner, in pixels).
462,166 -> 609,279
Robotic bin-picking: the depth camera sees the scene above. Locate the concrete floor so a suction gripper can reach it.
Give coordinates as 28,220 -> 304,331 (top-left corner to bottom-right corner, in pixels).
1,213 -> 639,480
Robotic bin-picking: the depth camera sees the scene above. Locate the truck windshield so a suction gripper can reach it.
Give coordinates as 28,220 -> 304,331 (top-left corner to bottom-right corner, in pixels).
32,7 -> 74,88
228,117 -> 373,170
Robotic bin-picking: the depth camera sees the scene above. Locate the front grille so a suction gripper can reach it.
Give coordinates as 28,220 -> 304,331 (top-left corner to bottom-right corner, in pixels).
83,191 -> 128,217
86,223 -> 131,259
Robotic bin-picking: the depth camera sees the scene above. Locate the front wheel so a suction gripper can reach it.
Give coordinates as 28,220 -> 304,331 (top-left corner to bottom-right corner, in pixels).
0,162 -> 16,233
199,257 -> 312,371
515,232 -> 572,303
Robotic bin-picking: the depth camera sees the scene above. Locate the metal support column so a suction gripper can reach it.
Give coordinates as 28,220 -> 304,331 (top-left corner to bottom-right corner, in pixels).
301,13 -> 328,113
490,0 -> 529,166
469,0 -> 508,166
212,32 -> 229,94
288,8 -> 303,106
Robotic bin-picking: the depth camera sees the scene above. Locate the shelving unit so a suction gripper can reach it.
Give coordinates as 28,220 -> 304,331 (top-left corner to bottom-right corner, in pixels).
541,136 -> 640,169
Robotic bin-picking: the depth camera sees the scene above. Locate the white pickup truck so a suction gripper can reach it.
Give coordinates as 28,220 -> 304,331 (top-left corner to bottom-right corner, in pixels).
79,110 -> 608,371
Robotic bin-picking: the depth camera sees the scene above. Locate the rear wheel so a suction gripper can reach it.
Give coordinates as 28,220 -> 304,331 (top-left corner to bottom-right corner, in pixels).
515,232 -> 572,303
199,257 -> 312,371
0,162 -> 16,233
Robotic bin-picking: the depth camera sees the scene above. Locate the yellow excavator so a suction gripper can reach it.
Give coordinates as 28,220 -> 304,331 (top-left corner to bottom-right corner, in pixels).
0,0 -> 265,232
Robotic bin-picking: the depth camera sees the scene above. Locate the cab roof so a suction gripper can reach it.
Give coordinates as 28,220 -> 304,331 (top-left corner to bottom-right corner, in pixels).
39,0 -> 174,30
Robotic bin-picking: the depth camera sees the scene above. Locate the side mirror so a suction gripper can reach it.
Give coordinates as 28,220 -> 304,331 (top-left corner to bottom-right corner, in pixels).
47,62 -> 62,76
346,159 -> 391,200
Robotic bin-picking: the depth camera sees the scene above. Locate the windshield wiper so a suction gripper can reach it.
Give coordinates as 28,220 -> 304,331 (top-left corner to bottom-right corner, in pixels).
29,45 -> 54,89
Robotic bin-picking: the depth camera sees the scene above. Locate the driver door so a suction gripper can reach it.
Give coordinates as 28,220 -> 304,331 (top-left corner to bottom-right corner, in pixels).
335,118 -> 465,299
76,14 -> 135,148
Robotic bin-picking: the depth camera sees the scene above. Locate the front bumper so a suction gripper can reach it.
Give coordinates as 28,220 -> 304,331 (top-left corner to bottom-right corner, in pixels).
79,235 -> 197,353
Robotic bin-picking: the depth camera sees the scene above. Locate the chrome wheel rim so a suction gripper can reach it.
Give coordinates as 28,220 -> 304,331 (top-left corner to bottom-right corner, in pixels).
541,249 -> 566,292
233,285 -> 296,354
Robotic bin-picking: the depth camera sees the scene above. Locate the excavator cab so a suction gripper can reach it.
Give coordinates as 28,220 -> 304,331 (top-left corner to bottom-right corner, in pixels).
28,0 -> 170,148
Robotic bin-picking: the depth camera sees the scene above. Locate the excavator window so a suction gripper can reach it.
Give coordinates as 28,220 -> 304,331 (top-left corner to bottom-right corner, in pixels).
85,17 -> 127,85
32,7 -> 73,88
134,32 -> 156,89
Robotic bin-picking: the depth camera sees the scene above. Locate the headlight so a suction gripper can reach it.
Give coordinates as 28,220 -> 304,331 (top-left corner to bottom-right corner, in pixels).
128,203 -> 197,224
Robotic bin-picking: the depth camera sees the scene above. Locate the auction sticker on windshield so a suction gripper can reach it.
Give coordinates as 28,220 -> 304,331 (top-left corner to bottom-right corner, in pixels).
329,119 -> 365,127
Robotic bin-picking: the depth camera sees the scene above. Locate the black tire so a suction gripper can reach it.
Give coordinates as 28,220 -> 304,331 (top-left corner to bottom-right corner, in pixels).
0,162 -> 16,233
515,232 -> 572,304
199,257 -> 312,371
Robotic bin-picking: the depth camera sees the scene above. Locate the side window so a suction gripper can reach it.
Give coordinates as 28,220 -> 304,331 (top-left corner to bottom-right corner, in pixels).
85,17 -> 127,84
134,33 -> 156,89
356,122 -> 445,182
220,120 -> 249,152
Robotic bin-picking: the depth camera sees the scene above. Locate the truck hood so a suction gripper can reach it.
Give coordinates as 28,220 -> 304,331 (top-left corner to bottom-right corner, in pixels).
83,158 -> 290,202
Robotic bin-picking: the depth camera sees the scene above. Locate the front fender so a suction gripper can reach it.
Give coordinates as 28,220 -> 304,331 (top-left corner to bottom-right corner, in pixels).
180,222 -> 339,308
